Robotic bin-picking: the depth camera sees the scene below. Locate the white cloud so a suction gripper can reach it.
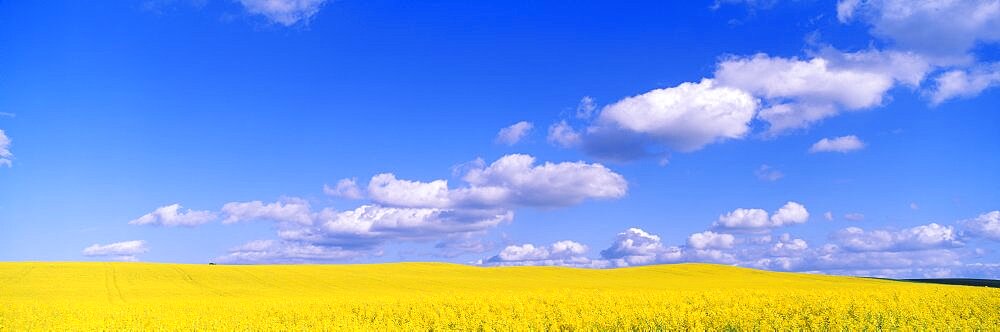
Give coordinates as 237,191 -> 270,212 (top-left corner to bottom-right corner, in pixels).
482,240 -> 591,266
139,154 -> 626,263
962,210 -> 1000,240
367,154 -> 626,209
715,52 -> 927,133
909,202 -> 919,210
216,240 -> 373,264
487,223 -> 988,278
238,0 -> 327,26
458,154 -> 627,207
844,212 -> 865,221
598,228 -> 739,267
561,48 -> 931,159
495,121 -> 533,145
367,174 -> 452,208
754,164 -> 783,181
551,240 -> 588,256
930,63 -> 1000,104
0,129 -> 11,167
687,231 -> 735,249
824,211 -> 834,221
600,228 -> 665,261
324,178 -> 363,199
547,121 -> 582,148
770,234 -> 809,256
82,240 -> 149,261
715,208 -> 770,229
313,204 -> 512,245
576,96 -> 598,119
836,0 -> 1000,60
809,135 -> 865,153
492,243 -> 551,261
591,78 -> 758,153
713,201 -> 809,231
770,201 -> 810,226
221,198 -> 314,225
128,204 -> 216,227
832,223 -> 963,252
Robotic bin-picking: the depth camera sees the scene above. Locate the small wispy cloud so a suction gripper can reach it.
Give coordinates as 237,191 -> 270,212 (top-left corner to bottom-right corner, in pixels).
844,213 -> 865,222
810,135 -> 865,153
239,0 -> 327,26
754,164 -> 784,181
82,240 -> 149,261
495,121 -> 533,145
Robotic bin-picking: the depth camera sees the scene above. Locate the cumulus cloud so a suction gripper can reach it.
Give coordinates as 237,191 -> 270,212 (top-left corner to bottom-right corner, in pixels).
459,154 -> 627,207
809,135 -> 865,153
716,52 -> 927,133
312,205 -> 512,245
600,228 -> 668,264
770,233 -> 809,256
217,202 -> 511,263
83,240 -> 149,261
483,212 -> 990,277
495,121 -> 533,145
367,174 -> 452,208
188,154 -> 625,263
588,79 -> 757,156
563,48 -> 930,160
962,210 -> 1000,240
486,219 -> 988,277
547,121 -> 582,148
836,0 -> 1000,60
824,211 -> 834,221
714,201 -> 809,231
483,240 -> 590,266
324,178 -> 363,199
129,204 -> 217,227
930,63 -> 1000,104
221,198 -> 314,225
832,223 -> 963,252
598,227 -> 741,267
238,0 -> 327,26
368,154 -> 627,209
771,202 -> 810,226
687,231 -> 735,249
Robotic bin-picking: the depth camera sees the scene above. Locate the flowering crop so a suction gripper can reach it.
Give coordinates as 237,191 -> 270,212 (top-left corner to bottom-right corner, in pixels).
0,262 -> 997,330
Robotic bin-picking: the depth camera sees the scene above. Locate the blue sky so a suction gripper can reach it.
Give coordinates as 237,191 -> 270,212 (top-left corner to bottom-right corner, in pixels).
1,0 -> 998,278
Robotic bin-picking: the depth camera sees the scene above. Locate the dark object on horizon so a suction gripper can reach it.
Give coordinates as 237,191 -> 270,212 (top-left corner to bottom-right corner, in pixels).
902,278 -> 999,288
209,262 -> 216,265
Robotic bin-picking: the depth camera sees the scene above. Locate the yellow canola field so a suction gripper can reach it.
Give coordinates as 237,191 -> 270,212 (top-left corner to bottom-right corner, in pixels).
1,262 -> 997,330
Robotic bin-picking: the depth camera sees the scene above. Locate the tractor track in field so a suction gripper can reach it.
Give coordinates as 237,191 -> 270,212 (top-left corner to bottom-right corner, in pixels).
103,265 -> 115,304
103,264 -> 125,304
110,264 -> 126,303
172,266 -> 229,297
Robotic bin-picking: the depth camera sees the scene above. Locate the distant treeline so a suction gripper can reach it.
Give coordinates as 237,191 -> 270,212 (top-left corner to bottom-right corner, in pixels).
902,279 -> 1000,288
